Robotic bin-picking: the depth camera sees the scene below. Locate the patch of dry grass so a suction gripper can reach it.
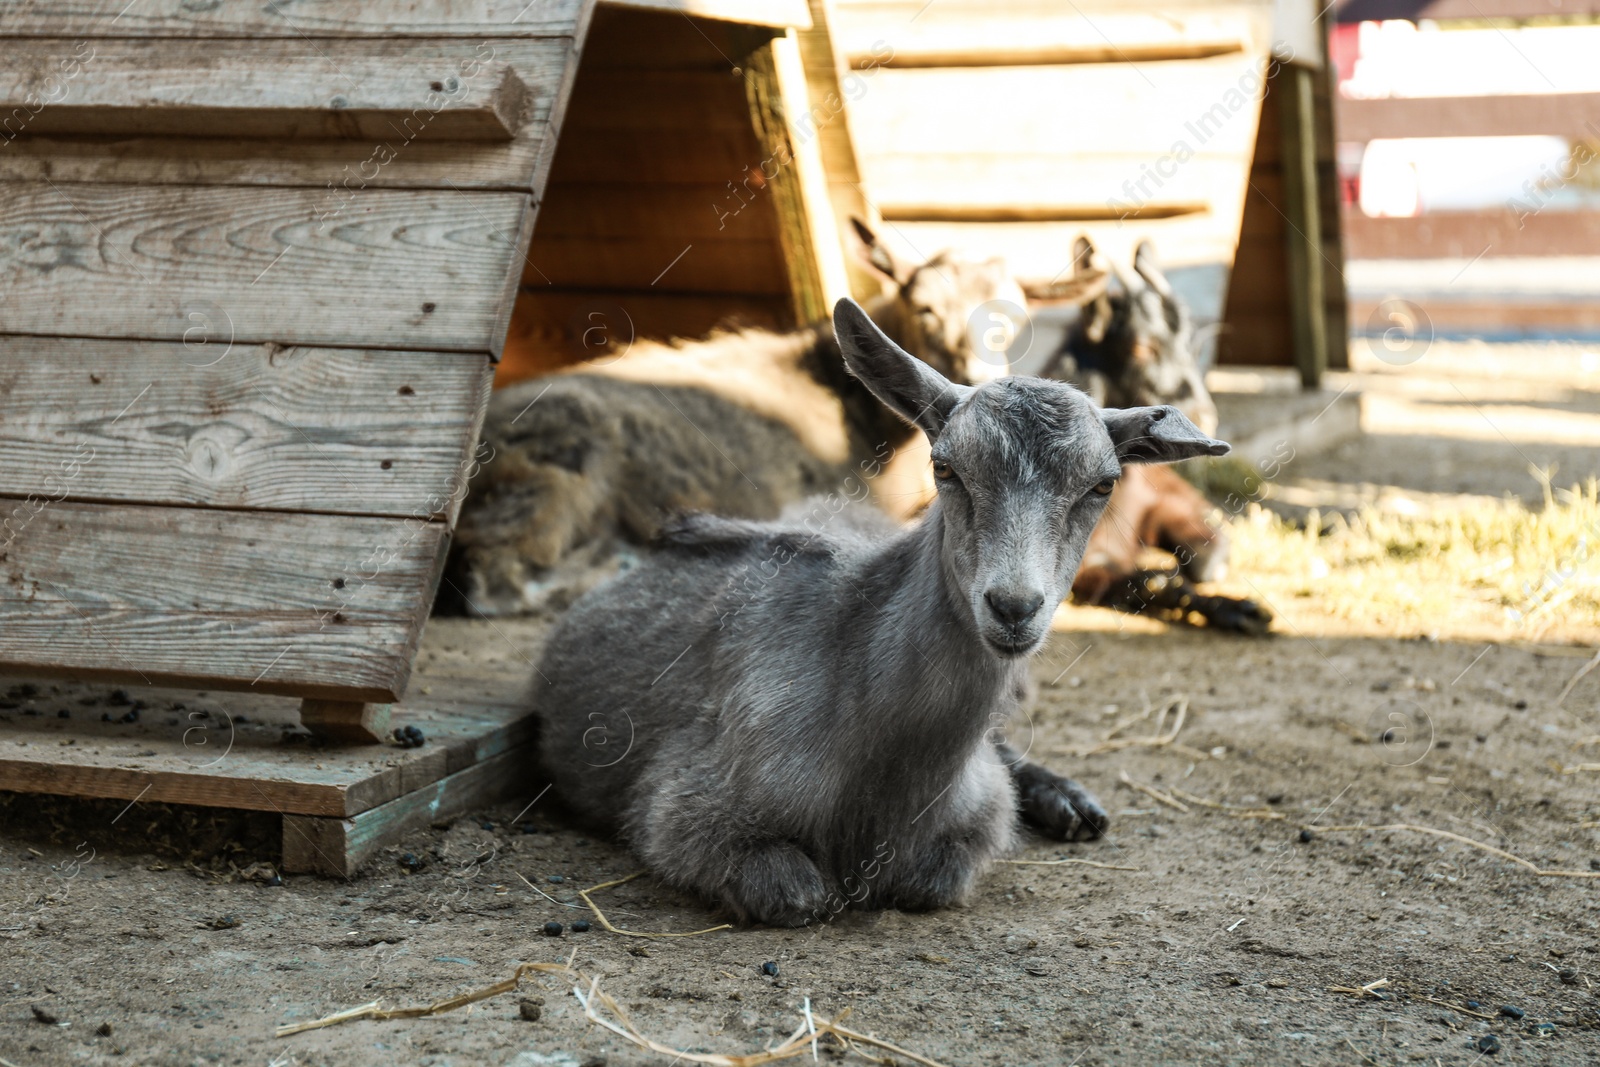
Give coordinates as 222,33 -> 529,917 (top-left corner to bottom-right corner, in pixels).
1227,475 -> 1600,643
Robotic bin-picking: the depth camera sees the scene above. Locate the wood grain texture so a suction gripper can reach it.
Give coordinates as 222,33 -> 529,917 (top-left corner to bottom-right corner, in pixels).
0,340 -> 492,518
0,182 -> 531,354
0,616 -> 547,817
0,39 -> 573,190
282,746 -> 530,875
0,39 -> 547,141
0,501 -> 450,701
0,0 -> 586,38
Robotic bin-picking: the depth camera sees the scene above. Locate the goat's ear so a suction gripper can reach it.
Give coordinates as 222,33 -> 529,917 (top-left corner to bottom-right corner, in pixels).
850,216 -> 913,285
1133,240 -> 1174,299
1101,405 -> 1228,464
1020,269 -> 1109,306
834,298 -> 969,440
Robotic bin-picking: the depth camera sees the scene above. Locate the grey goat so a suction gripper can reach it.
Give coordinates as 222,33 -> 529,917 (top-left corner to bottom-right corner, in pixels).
530,298 -> 1229,926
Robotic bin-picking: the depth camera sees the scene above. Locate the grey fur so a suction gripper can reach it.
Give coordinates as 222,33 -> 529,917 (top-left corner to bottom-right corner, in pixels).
530,298 -> 1229,926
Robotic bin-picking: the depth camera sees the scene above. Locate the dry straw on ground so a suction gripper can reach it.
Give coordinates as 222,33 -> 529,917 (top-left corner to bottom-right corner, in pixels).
1219,474 -> 1600,643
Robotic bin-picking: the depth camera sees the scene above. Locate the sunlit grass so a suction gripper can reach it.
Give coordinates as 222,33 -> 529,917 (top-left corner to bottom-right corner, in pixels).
1227,474 -> 1600,643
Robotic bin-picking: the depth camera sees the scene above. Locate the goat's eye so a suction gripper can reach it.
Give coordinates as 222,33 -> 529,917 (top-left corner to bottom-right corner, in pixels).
932,460 -> 955,481
1093,479 -> 1117,496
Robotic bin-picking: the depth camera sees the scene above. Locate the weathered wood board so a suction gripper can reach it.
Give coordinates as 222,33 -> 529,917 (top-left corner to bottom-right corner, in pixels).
0,340 -> 492,519
0,500 -> 450,701
1,39 -> 555,141
0,0 -> 586,38
282,746 -> 531,875
0,38 -> 576,191
0,618 -> 544,819
0,182 -> 533,354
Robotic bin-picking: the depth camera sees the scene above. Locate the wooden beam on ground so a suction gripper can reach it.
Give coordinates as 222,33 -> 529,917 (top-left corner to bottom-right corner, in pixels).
282,746 -> 531,876
0,617 -> 546,817
1278,64 -> 1327,389
0,182 -> 533,356
0,500 -> 449,701
0,341 -> 491,521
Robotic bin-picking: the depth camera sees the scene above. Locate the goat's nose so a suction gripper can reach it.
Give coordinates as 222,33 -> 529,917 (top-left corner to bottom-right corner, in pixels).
985,589 -> 1045,628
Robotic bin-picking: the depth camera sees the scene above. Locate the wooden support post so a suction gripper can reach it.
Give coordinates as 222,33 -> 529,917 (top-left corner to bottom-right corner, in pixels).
299,699 -> 391,744
1278,63 -> 1326,391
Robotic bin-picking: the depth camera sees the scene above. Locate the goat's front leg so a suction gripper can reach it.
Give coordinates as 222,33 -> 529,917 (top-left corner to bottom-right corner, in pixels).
632,790 -> 830,928
995,743 -> 1109,842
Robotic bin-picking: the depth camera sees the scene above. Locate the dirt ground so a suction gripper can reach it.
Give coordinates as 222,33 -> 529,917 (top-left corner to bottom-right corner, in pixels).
3,343 -> 1599,1067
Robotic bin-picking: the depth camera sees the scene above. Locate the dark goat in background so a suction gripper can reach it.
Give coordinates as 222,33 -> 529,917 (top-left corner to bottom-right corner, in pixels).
1044,237 -> 1270,635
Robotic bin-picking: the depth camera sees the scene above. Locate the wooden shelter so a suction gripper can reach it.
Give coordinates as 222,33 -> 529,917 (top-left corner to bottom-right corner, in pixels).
0,0 -> 851,872
831,0 -> 1348,385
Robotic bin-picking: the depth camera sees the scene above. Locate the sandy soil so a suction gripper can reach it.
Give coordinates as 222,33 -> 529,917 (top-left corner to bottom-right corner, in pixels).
3,629 -> 1598,1067
3,345 -> 1599,1067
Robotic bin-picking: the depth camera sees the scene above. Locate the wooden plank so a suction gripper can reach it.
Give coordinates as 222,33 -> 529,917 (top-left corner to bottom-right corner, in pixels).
0,0 -> 586,38
1347,297 -> 1600,334
880,203 -> 1210,223
834,4 -> 1263,67
531,182 -> 780,240
282,746 -> 531,876
0,39 -> 572,190
1337,92 -> 1600,143
1342,209 -> 1600,259
0,502 -> 450,701
849,62 -> 1271,160
528,233 -> 788,291
0,340 -> 491,518
601,0 -> 812,27
0,39 -> 548,141
1278,64 -> 1326,388
299,700 -> 392,744
0,182 -> 531,354
0,617 -> 546,817
497,288 -> 789,383
745,33 -> 833,323
1335,0 -> 1600,21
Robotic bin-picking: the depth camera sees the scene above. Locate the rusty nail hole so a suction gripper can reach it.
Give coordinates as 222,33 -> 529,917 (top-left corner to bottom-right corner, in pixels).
332,578 -> 345,589
90,373 -> 103,384
398,384 -> 415,396
381,460 -> 393,470
333,612 -> 346,624
430,80 -> 444,91
421,302 -> 437,314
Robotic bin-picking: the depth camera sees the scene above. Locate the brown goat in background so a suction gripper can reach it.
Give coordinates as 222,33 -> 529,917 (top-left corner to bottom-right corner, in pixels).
440,221 -> 1105,617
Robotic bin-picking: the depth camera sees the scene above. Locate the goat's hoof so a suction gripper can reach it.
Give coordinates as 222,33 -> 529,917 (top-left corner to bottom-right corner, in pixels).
1019,774 -> 1109,842
1208,597 -> 1273,636
720,843 -> 830,928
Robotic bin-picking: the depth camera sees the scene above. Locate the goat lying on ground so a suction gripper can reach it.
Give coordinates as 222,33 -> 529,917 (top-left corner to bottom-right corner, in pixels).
1044,237 -> 1270,635
530,299 -> 1229,926
444,220 -> 1102,617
